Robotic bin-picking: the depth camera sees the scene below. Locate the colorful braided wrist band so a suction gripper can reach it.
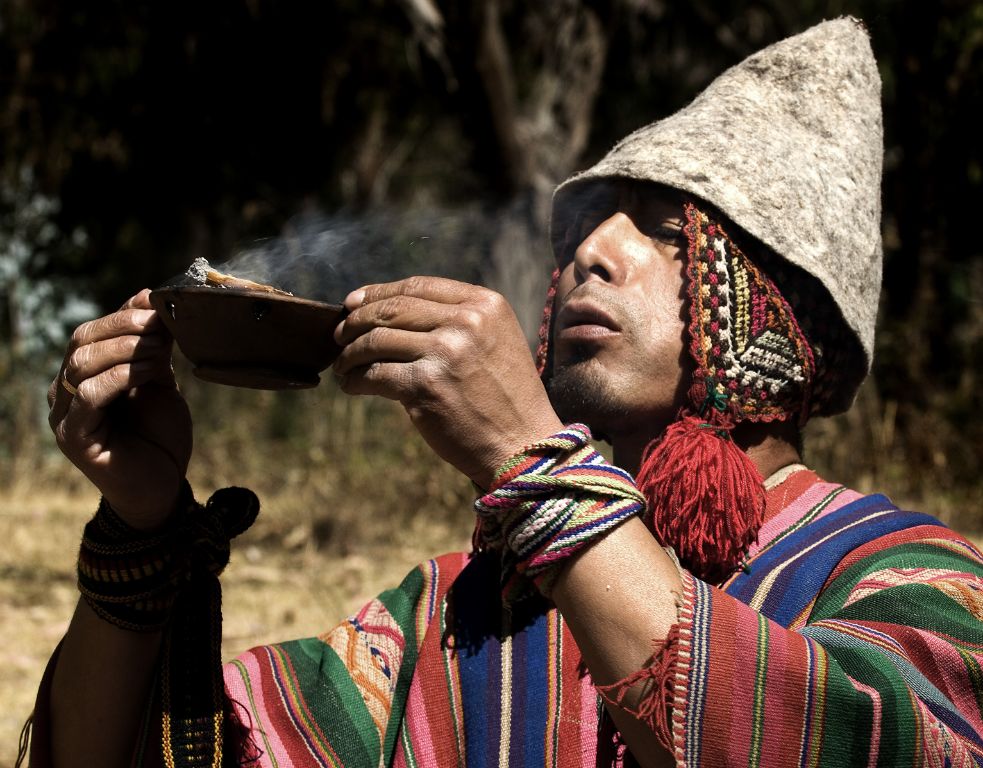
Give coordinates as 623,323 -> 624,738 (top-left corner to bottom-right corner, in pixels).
77,482 -> 260,767
474,423 -> 646,600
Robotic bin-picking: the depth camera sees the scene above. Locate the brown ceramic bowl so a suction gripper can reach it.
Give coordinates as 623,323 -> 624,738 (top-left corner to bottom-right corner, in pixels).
149,286 -> 345,389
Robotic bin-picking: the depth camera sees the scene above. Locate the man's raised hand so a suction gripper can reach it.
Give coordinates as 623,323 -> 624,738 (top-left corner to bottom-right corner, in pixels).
333,277 -> 564,488
48,289 -> 192,529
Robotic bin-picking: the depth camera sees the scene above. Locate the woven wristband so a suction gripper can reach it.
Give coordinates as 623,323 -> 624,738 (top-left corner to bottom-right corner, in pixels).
474,424 -> 646,600
77,482 -> 260,766
77,482 -> 199,631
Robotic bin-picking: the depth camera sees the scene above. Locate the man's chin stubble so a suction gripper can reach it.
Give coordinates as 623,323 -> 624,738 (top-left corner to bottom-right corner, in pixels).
546,358 -> 631,435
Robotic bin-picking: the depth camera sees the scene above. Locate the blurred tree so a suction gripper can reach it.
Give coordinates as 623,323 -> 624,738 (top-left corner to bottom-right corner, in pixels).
0,0 -> 980,506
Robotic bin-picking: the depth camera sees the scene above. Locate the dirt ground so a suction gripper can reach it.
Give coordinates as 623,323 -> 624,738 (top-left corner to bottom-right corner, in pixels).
0,489 -> 471,767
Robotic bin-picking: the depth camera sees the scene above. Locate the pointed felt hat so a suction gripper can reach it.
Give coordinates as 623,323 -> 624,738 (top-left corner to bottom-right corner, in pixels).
551,17 -> 884,410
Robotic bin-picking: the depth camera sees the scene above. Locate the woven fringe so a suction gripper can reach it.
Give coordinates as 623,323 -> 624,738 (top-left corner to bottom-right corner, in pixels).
595,622 -> 682,753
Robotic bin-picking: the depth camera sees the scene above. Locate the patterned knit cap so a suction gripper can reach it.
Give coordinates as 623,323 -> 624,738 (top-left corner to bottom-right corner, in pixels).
539,18 -> 884,582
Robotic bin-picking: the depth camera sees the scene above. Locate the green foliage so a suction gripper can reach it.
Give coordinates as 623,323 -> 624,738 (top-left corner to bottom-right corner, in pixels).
0,168 -> 96,365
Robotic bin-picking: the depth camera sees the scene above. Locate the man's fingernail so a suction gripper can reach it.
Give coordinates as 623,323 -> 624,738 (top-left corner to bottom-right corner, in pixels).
333,319 -> 346,342
345,289 -> 366,309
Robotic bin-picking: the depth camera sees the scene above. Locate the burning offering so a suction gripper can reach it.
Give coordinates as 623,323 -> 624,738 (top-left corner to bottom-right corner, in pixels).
149,259 -> 345,390
186,257 -> 294,296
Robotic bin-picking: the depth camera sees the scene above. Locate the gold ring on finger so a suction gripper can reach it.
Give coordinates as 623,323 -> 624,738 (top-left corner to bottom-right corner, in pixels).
61,370 -> 79,397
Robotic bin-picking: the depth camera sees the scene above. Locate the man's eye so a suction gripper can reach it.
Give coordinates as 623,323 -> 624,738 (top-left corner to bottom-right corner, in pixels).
653,225 -> 685,244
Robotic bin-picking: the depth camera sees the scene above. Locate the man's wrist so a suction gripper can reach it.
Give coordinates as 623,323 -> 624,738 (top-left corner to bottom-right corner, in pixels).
479,416 -> 568,490
101,483 -> 189,533
474,423 -> 646,601
79,481 -> 200,632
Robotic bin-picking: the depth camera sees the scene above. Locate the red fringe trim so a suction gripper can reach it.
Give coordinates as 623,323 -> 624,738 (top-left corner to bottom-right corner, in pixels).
226,693 -> 263,764
535,268 -> 560,376
595,622 -> 682,753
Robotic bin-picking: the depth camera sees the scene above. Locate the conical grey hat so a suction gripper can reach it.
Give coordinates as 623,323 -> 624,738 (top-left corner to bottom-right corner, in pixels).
551,17 -> 883,408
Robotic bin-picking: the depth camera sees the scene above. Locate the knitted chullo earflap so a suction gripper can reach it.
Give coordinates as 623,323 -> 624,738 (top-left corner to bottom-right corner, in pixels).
535,201 -> 819,583
634,203 -> 816,582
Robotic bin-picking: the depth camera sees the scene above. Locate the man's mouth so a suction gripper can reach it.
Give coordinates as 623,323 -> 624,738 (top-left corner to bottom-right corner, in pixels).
556,300 -> 621,343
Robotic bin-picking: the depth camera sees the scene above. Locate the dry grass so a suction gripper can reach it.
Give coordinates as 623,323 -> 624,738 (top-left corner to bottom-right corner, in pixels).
0,491 -> 80,765
802,377 -> 983,532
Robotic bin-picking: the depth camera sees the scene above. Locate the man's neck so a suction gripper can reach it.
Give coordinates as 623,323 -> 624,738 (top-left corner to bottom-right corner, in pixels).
739,426 -> 803,481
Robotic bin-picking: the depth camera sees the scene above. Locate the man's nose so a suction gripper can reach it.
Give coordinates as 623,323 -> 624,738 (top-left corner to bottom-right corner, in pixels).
571,212 -> 637,286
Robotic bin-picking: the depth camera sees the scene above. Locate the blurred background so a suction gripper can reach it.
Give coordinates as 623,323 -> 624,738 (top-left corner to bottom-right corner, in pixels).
0,0 -> 981,758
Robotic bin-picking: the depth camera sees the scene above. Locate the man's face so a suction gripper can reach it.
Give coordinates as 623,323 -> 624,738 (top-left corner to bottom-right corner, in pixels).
547,182 -> 692,439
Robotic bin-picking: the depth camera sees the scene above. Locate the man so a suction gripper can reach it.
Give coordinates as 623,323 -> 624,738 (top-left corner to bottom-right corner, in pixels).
26,17 -> 983,768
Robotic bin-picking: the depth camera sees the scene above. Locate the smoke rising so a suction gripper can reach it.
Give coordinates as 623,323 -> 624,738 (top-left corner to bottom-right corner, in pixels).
162,200 -> 556,343
169,206 -> 506,304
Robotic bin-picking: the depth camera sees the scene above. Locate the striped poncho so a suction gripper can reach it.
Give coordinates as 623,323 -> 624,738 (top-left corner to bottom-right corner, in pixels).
223,468 -> 983,766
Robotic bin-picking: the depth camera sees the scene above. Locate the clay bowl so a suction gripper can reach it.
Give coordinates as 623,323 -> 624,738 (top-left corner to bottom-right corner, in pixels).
149,286 -> 345,389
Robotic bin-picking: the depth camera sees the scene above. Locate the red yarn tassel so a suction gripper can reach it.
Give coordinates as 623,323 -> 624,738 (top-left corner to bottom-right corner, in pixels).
535,268 -> 560,376
636,414 -> 765,583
